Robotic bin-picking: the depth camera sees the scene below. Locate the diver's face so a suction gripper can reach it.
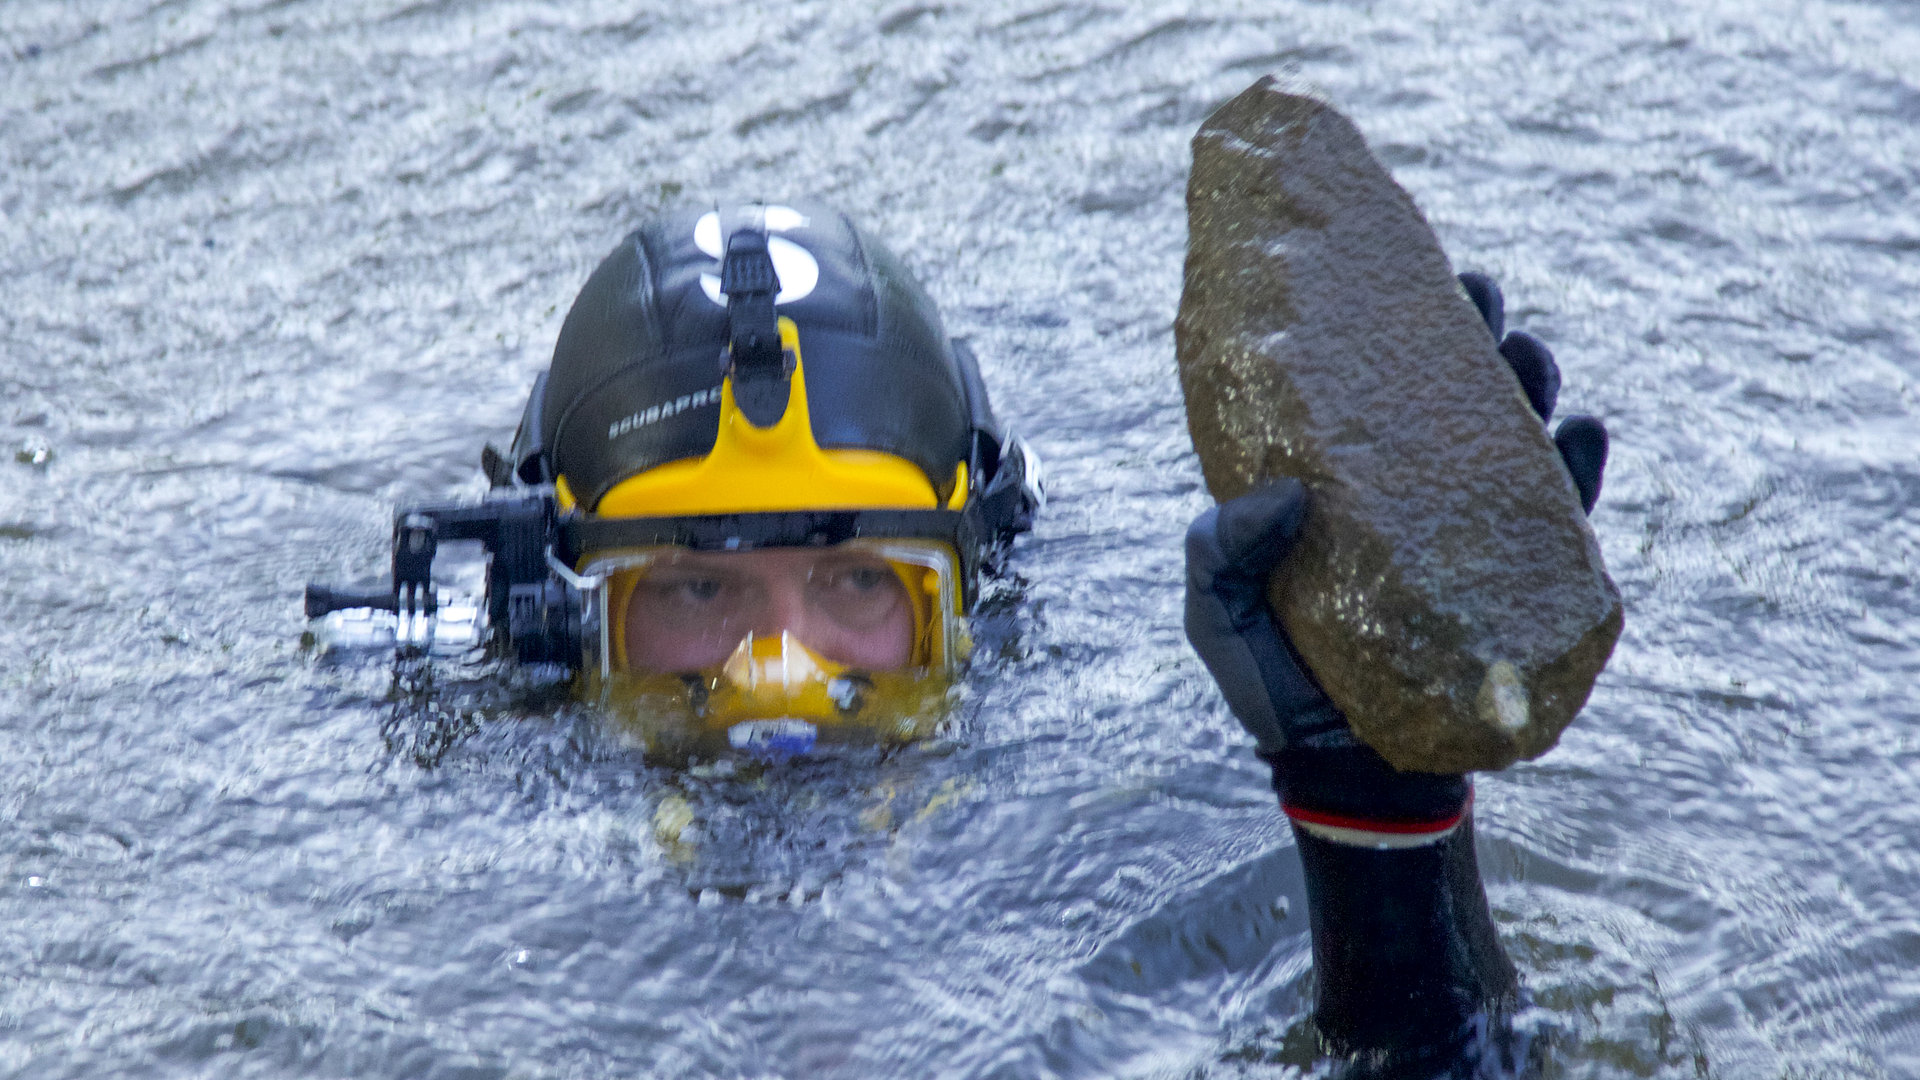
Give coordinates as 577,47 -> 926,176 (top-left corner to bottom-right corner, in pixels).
624,547 -> 915,674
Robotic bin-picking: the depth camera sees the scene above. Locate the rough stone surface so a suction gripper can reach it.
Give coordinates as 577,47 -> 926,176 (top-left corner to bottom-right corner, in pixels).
1175,78 -> 1624,773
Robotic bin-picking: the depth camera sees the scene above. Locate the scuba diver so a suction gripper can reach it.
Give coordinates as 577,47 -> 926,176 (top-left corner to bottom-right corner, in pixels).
1184,271 -> 1609,1070
306,204 -> 1606,1071
307,201 -> 1043,759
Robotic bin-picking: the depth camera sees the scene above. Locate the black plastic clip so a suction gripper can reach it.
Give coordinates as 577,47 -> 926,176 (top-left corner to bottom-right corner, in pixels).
720,226 -> 790,428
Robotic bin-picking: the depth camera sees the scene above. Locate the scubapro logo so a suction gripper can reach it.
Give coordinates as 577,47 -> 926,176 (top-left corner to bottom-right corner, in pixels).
608,385 -> 722,441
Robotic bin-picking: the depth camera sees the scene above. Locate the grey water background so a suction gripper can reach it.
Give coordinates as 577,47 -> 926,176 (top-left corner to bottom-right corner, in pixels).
3,0 -> 1917,1075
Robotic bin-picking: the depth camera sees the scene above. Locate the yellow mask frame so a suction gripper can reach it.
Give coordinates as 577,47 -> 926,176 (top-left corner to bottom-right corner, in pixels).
568,540 -> 966,757
574,537 -> 967,686
555,316 -> 969,518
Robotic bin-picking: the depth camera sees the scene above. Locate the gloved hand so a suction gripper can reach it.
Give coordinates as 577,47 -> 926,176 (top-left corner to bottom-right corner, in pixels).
1458,272 -> 1609,516
1185,273 -> 1607,842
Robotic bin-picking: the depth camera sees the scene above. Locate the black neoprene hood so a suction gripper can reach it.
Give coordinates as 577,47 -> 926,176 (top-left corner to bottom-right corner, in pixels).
522,203 -> 974,511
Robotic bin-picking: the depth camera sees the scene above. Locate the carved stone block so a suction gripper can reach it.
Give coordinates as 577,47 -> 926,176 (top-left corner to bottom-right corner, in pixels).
1176,78 -> 1623,772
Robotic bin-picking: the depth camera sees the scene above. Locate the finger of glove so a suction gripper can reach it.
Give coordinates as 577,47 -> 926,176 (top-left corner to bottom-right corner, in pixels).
1458,271 -> 1505,341
1499,330 -> 1561,423
1554,415 -> 1608,515
1263,728 -> 1471,824
1212,479 -> 1310,574
1184,481 -> 1336,752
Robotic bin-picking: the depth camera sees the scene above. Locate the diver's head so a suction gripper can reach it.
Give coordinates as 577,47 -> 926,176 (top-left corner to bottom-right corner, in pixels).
501,201 -> 1041,750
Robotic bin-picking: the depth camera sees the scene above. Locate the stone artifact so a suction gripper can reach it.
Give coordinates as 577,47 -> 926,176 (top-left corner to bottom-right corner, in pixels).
1175,78 -> 1623,773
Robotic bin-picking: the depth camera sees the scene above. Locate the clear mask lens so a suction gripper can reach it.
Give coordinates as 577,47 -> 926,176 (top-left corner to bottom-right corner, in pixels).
572,540 -> 965,757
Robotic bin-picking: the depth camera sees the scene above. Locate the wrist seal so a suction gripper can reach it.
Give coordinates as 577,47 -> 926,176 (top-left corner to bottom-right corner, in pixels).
1261,738 -> 1472,849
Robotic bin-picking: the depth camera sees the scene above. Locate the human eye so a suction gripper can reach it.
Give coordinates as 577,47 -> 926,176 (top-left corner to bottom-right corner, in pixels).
646,572 -> 729,606
815,556 -> 900,596
807,557 -> 905,628
832,564 -> 893,592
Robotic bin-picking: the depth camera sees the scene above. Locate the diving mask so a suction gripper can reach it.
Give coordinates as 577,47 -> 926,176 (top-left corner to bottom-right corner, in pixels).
574,539 -> 967,756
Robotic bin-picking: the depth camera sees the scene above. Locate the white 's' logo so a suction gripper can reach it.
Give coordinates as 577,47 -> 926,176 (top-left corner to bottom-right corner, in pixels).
696,205 -> 820,306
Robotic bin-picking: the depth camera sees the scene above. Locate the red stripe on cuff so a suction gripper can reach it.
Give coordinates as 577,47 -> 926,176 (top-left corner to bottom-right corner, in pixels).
1282,789 -> 1472,836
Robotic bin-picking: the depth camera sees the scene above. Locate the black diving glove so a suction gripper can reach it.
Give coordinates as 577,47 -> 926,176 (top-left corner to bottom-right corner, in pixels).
1184,273 -> 1608,840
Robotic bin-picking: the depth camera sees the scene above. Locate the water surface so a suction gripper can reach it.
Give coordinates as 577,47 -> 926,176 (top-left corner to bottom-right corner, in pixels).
3,0 -> 1917,1076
